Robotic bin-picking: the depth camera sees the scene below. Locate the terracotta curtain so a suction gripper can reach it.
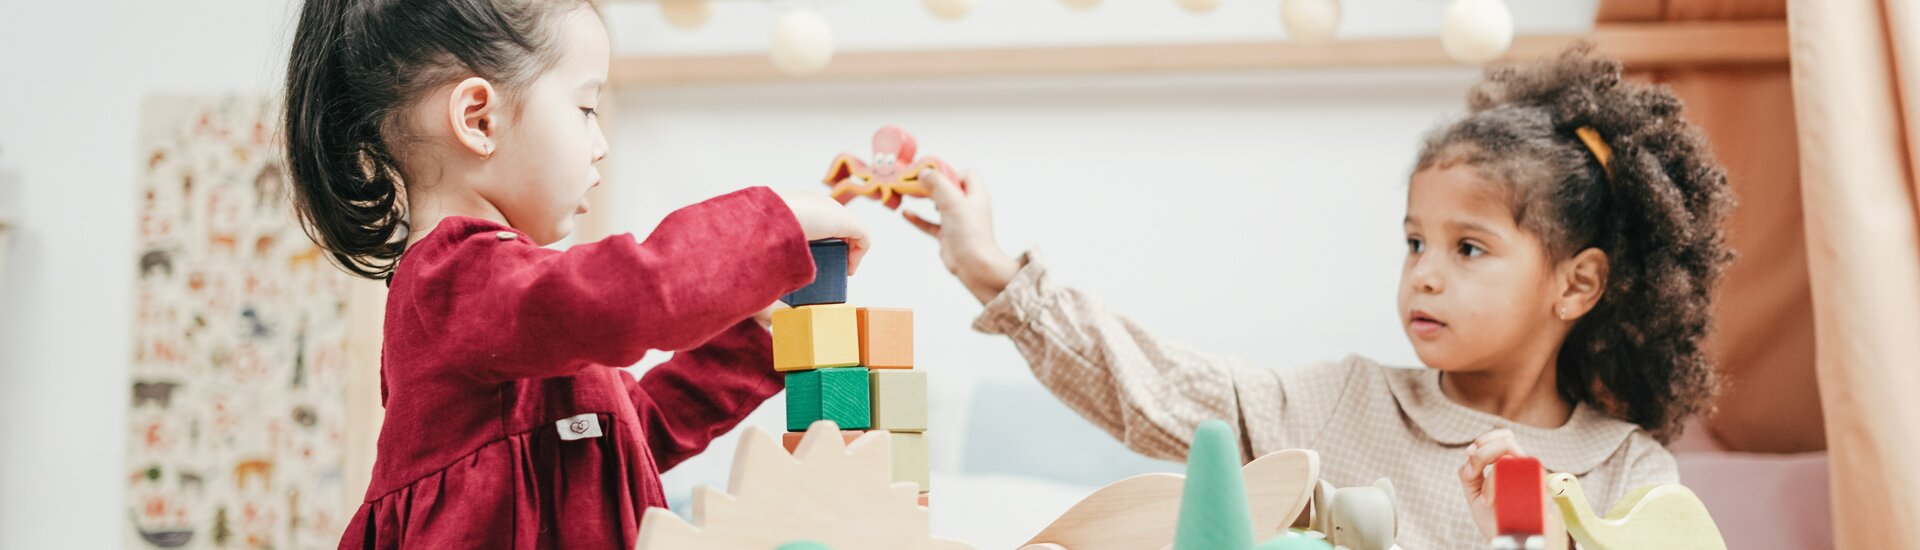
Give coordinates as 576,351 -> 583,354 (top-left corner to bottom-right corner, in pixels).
1785,0 -> 1920,547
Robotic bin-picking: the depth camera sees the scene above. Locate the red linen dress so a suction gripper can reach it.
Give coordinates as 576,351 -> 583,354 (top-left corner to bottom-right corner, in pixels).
339,187 -> 813,549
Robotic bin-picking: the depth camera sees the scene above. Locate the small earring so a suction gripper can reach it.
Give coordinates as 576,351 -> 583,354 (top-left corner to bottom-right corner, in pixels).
1557,307 -> 1568,320
481,143 -> 494,159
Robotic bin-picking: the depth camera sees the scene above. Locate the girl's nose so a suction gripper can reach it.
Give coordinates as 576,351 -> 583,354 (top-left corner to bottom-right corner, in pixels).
591,129 -> 609,163
1410,260 -> 1444,294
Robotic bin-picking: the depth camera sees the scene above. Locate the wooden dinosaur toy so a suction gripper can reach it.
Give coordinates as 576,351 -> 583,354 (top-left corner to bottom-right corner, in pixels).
635,421 -> 972,550
1546,473 -> 1727,550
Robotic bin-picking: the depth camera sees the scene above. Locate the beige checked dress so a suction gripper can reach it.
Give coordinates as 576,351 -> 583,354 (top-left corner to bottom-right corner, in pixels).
971,252 -> 1679,550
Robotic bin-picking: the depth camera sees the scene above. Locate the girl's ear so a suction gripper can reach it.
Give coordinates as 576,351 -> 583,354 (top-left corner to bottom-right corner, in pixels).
1556,248 -> 1610,321
446,77 -> 497,159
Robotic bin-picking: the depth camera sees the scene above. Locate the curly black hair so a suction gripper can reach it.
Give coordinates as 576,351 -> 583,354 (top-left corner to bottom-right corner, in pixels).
1414,44 -> 1735,443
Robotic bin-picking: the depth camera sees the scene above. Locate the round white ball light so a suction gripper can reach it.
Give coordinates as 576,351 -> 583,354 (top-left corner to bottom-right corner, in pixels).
770,9 -> 835,76
1281,0 -> 1341,46
923,0 -> 973,20
1060,0 -> 1101,10
659,0 -> 710,30
1177,0 -> 1222,14
1442,0 -> 1514,64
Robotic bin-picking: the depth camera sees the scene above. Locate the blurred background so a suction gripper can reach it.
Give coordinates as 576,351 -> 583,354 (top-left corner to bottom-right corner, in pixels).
5,0 -> 1913,548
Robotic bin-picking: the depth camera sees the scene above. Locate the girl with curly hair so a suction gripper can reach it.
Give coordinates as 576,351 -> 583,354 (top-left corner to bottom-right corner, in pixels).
910,45 -> 1732,547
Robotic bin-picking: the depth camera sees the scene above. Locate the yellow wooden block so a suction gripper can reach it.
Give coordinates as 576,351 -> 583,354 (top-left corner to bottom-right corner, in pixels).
857,307 -> 914,369
773,304 -> 859,371
887,431 -> 930,492
869,370 -> 927,432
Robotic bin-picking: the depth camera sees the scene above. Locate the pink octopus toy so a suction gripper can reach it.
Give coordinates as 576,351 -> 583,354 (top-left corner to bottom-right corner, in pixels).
822,126 -> 960,210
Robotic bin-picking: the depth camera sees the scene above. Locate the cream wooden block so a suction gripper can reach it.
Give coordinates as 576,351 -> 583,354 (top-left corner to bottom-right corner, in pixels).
1025,449 -> 1319,550
869,370 -> 928,432
886,431 -> 930,492
773,304 -> 860,371
637,422 -> 972,549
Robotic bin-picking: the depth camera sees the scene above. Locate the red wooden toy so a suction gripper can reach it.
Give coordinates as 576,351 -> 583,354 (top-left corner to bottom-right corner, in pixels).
1493,455 -> 1545,549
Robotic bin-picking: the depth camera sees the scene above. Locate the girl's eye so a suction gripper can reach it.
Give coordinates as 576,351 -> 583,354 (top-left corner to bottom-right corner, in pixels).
1458,241 -> 1485,258
1406,237 -> 1424,254
581,107 -> 598,118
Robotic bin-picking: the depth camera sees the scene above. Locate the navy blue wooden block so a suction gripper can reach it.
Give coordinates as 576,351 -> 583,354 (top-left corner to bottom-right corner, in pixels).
782,239 -> 848,306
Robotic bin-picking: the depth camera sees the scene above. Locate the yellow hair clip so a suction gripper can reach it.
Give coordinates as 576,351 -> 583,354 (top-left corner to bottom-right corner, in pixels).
1575,126 -> 1614,181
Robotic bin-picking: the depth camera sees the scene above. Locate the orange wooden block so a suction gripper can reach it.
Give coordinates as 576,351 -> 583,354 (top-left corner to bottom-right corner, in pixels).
781,430 -> 866,454
858,307 -> 914,369
918,492 -> 929,509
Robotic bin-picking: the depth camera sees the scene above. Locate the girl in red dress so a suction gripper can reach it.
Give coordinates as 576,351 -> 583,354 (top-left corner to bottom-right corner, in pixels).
281,1 -> 871,548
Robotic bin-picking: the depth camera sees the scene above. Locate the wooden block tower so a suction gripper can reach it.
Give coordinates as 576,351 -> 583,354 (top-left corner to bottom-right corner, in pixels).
774,239 -> 932,506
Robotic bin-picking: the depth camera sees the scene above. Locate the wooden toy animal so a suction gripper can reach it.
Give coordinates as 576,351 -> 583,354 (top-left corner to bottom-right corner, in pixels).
1312,479 -> 1398,550
1546,473 -> 1726,550
823,126 -> 959,210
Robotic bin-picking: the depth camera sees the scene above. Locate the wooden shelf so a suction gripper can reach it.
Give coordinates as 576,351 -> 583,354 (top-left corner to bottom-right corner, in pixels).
612,21 -> 1787,85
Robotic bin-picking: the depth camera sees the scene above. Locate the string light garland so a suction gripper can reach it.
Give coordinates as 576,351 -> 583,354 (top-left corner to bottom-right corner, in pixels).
1280,0 -> 1341,45
627,0 -> 1524,75
769,8 -> 835,75
1441,0 -> 1515,64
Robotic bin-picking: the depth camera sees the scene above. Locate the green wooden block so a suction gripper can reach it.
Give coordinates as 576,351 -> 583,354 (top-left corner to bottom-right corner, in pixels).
1174,419 -> 1256,550
786,367 -> 871,432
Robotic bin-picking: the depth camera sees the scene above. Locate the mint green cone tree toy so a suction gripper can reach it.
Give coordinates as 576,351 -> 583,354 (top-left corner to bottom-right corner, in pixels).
1173,419 -> 1257,550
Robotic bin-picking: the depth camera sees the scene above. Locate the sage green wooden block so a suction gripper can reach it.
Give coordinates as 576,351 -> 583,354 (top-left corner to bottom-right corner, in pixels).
786,367 -> 871,432
868,369 -> 928,432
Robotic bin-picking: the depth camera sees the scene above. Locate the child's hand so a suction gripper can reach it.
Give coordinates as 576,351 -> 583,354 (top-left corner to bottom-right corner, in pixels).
902,169 -> 1021,305
753,301 -> 786,330
1459,429 -> 1568,549
1460,429 -> 1525,540
776,190 -> 872,275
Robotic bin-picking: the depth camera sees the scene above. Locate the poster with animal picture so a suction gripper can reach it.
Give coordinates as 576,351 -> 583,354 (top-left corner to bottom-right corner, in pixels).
128,96 -> 352,549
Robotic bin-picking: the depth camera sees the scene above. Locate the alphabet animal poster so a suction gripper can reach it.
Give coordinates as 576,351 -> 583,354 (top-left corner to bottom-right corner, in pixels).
127,96 -> 351,549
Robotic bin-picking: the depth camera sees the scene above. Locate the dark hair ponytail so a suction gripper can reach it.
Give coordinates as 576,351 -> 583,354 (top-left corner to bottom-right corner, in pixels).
1414,44 -> 1735,443
282,0 -> 586,279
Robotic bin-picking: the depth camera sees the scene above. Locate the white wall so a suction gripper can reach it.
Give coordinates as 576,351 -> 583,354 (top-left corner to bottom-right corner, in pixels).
600,3 -> 1595,542
624,68 -> 1472,524
0,1 -> 298,548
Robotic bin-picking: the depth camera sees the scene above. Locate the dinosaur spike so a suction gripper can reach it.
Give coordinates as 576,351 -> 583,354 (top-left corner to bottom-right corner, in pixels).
1174,419 -> 1256,550
792,421 -> 855,460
